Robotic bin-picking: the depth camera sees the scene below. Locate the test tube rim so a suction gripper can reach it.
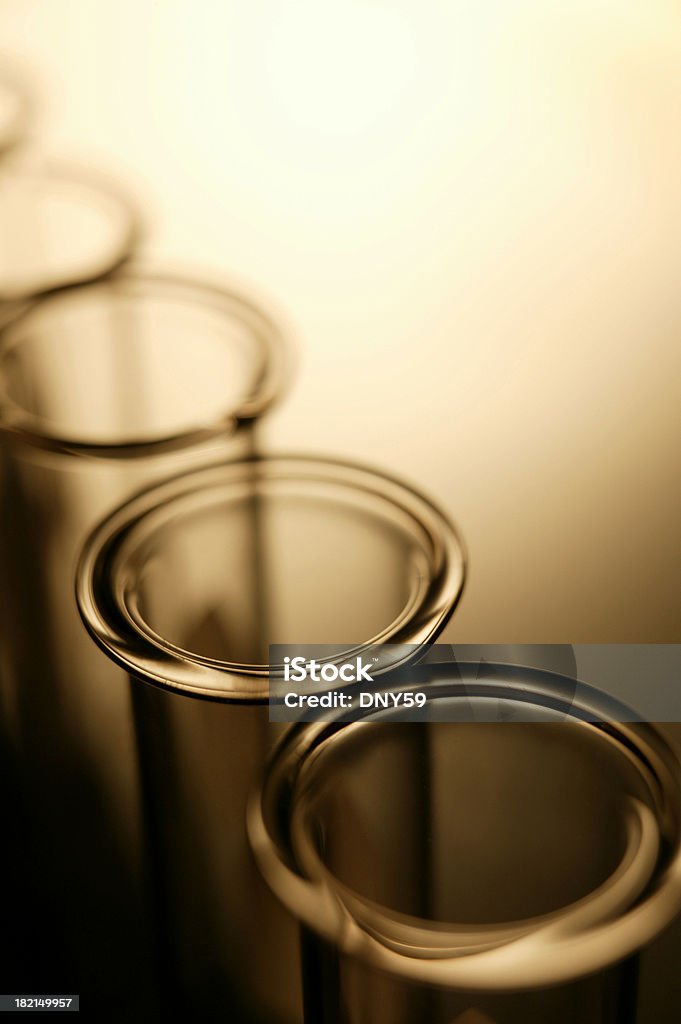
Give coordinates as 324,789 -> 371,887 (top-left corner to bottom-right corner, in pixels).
0,157 -> 142,308
75,453 -> 467,701
0,266 -> 288,455
248,662 -> 681,991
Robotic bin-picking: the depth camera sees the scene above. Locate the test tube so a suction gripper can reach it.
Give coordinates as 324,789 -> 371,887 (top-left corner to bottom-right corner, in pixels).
0,158 -> 140,318
249,663 -> 681,1024
0,161 -> 140,934
75,456 -> 467,1022
0,273 -> 286,1015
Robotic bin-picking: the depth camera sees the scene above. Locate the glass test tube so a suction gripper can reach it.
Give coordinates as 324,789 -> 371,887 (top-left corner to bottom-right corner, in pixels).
75,456 -> 467,1022
0,273 -> 286,1017
0,159 -> 141,319
249,663 -> 681,1024
0,162 -> 140,742
0,163 -> 139,1010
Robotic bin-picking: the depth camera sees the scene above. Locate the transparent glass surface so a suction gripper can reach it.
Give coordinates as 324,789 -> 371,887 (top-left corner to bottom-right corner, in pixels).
78,456 -> 466,696
298,721 -> 643,923
0,160 -> 139,306
0,272 -> 284,450
76,456 -> 466,1022
0,272 -> 285,1016
251,665 -> 681,1024
133,490 -> 415,658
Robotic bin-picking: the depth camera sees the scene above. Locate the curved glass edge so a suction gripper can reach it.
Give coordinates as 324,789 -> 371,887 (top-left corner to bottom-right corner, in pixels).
75,456 -> 467,701
248,661 -> 681,991
0,160 -> 143,308
0,267 -> 288,456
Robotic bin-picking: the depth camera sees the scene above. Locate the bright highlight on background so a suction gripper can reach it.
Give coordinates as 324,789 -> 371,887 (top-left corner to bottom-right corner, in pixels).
1,0 -> 680,641
260,1 -> 418,137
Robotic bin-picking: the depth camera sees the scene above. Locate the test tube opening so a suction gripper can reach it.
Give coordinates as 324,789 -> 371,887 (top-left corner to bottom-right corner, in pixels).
250,666 -> 681,1005
0,270 -> 286,455
0,161 -> 141,306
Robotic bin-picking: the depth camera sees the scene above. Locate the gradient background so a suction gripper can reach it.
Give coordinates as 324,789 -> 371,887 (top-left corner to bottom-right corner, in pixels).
2,4 -> 681,1022
2,0 -> 680,645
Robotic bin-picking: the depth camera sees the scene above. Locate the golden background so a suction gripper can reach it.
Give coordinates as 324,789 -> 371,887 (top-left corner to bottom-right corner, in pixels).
2,0 -> 680,642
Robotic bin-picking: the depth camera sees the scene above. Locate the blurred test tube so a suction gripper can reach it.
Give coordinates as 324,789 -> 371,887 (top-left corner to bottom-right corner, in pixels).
0,271 -> 287,1017
0,158 -> 140,318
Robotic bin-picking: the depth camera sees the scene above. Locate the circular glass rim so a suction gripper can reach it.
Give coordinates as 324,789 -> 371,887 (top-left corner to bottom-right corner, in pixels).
0,268 -> 288,456
76,455 -> 467,701
248,663 -> 681,991
0,159 -> 142,306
